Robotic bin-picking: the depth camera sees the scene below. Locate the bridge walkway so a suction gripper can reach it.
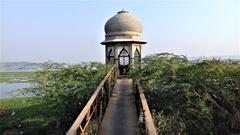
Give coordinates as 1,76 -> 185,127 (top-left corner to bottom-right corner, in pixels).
98,78 -> 138,135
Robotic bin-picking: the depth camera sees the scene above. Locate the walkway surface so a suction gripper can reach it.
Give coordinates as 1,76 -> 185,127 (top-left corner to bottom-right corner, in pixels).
98,78 -> 138,135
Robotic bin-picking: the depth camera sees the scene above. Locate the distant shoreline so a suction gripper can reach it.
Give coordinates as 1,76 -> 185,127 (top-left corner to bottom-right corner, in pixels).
0,70 -> 36,72
1,55 -> 239,72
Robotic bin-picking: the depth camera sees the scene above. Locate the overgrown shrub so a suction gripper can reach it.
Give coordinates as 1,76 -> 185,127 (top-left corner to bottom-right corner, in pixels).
28,62 -> 111,132
130,53 -> 240,135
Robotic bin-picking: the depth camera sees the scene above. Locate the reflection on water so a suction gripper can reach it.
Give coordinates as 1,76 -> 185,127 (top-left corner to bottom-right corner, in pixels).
0,83 -> 32,99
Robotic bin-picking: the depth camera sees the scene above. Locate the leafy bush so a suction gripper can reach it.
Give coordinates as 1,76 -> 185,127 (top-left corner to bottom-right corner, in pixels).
130,53 -> 240,135
28,62 -> 111,132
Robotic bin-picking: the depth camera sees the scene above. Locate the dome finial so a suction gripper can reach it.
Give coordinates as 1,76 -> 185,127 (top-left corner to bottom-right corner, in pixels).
118,9 -> 128,14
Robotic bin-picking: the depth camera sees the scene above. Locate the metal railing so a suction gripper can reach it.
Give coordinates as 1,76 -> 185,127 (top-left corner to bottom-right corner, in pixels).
67,65 -> 117,135
134,80 -> 158,135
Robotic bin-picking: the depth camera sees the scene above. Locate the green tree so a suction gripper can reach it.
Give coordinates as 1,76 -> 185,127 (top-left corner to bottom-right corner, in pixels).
28,62 -> 111,132
130,53 -> 240,135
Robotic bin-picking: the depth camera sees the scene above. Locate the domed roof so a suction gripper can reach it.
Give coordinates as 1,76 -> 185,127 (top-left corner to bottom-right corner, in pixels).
105,10 -> 143,34
101,10 -> 146,45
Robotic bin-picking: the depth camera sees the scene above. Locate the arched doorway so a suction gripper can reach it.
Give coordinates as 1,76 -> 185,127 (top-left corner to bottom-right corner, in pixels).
134,48 -> 141,64
108,48 -> 114,64
118,48 -> 130,75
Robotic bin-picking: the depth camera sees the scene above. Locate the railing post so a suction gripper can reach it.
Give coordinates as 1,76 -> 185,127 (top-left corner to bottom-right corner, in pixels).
99,87 -> 103,121
84,109 -> 90,135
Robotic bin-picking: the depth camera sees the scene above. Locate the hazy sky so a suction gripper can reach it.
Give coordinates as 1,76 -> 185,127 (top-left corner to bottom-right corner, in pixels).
1,0 -> 240,63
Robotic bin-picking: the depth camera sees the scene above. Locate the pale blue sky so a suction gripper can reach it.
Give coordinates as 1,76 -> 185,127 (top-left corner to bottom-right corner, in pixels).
1,0 -> 239,63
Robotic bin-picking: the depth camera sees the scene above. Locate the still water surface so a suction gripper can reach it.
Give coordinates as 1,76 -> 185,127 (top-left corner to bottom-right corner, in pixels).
0,83 -> 32,99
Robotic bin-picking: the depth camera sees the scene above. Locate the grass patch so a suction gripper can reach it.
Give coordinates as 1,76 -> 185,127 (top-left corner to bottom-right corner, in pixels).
0,97 -> 60,134
0,72 -> 34,83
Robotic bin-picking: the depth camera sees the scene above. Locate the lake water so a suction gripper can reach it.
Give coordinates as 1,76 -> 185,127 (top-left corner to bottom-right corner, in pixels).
0,83 -> 32,99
